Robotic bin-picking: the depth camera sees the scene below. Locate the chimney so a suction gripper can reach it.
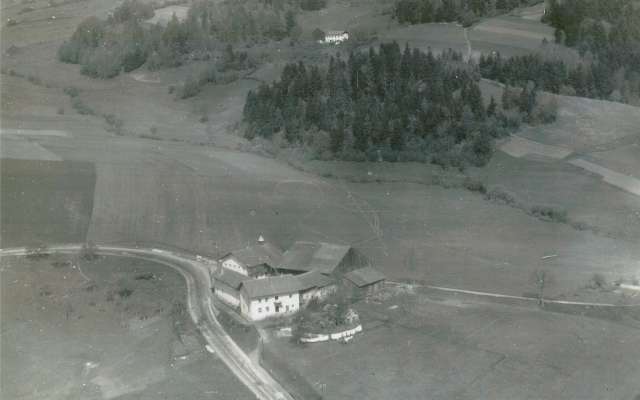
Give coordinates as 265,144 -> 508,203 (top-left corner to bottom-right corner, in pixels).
258,235 -> 265,244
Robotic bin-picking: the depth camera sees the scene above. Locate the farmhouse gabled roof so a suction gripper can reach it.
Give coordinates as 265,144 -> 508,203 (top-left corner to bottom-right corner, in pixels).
278,241 -> 351,274
241,275 -> 303,299
344,267 -> 385,287
215,269 -> 248,290
326,30 -> 347,35
220,241 -> 283,268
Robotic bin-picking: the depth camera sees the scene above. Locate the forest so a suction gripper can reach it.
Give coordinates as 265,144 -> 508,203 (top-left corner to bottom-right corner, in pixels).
243,43 -> 552,167
480,0 -> 640,104
58,0 -> 299,78
394,0 -> 538,26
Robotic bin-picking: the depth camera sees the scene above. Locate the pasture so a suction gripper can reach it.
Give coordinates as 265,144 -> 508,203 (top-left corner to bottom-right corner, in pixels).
270,286 -> 640,400
0,255 -> 254,400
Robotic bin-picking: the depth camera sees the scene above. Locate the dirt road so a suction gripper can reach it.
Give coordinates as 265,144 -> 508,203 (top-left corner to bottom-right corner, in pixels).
0,244 -> 293,400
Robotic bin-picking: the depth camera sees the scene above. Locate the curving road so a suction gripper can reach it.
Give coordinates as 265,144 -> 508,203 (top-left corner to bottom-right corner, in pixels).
0,244 -> 293,400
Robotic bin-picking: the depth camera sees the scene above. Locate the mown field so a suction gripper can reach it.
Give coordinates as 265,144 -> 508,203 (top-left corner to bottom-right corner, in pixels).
269,286 -> 640,400
0,255 -> 255,400
0,158 -> 96,247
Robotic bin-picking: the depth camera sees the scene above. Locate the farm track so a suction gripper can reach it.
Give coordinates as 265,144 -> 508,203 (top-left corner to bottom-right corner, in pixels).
0,244 -> 294,400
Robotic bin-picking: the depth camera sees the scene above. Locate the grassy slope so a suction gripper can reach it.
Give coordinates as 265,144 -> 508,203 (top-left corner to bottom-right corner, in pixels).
0,255 -> 255,400
0,158 -> 96,247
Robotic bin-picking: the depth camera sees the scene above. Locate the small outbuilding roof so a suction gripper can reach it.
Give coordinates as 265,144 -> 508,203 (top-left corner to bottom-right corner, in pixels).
344,267 -> 385,287
215,269 -> 248,290
241,275 -> 302,299
278,241 -> 351,274
296,270 -> 336,291
220,241 -> 283,268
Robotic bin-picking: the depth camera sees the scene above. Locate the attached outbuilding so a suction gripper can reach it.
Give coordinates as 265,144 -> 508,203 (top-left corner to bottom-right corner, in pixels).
213,268 -> 247,308
218,236 -> 283,279
343,267 -> 386,298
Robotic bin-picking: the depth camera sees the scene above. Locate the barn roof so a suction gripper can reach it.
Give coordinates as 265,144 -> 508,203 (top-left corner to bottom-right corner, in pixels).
278,241 -> 351,274
241,275 -> 303,299
296,270 -> 336,291
344,267 -> 385,287
214,269 -> 247,290
221,241 -> 283,268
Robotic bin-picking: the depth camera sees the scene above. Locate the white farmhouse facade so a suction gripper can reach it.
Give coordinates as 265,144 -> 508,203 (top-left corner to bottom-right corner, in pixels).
240,275 -> 302,321
221,258 -> 246,275
323,31 -> 349,44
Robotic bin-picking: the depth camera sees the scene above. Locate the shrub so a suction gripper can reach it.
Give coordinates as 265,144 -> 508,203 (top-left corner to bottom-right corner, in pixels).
588,273 -> 608,290
71,97 -> 96,115
485,186 -> 518,207
463,178 -> 487,194
529,205 -> 568,223
103,114 -> 124,134
64,86 -> 80,97
118,288 -> 133,298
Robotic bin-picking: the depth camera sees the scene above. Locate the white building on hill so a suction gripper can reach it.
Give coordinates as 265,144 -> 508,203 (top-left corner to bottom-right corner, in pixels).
323,31 -> 349,44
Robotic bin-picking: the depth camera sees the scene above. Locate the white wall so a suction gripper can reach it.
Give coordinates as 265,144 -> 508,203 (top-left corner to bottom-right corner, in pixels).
222,258 -> 246,276
301,285 -> 337,305
241,292 -> 300,321
215,287 -> 240,307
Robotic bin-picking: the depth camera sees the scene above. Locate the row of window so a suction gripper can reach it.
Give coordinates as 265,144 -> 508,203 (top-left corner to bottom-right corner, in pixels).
257,305 -> 292,314
257,294 -> 292,302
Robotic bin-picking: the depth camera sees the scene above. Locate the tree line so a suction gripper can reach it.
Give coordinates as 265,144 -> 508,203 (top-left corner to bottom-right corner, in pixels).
541,0 -> 640,103
394,0 -> 538,26
243,43 -> 552,167
58,0 -> 300,78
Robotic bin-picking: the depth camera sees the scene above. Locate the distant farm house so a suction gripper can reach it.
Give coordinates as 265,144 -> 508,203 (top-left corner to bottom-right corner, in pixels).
212,236 -> 384,321
322,30 -> 349,44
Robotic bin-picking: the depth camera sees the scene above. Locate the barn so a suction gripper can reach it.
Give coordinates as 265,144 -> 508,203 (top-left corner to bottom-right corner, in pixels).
277,241 -> 365,277
343,267 -> 386,298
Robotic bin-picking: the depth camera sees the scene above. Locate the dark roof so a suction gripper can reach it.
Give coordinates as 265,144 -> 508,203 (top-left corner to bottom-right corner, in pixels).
221,242 -> 283,268
241,275 -> 303,299
278,241 -> 351,274
296,270 -> 336,291
215,269 -> 248,290
344,267 -> 385,287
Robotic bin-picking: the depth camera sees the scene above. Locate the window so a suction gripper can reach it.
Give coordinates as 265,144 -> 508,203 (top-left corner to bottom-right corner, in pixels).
275,295 -> 279,300
266,307 -> 269,312
258,307 -> 262,313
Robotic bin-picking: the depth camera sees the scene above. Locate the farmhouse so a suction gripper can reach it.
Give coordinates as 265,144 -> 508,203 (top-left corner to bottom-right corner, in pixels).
213,238 -> 381,321
218,236 -> 283,278
344,267 -> 386,298
239,275 -> 302,320
323,30 -> 349,44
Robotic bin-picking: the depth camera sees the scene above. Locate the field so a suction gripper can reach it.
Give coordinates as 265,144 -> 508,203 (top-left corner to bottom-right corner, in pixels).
0,255 -> 254,400
0,158 -> 96,247
268,286 -> 640,400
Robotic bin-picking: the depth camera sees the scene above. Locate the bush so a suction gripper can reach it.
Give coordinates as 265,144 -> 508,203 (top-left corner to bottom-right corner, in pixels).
529,205 -> 568,223
118,288 -> 133,298
71,97 -> 96,115
588,273 -> 608,290
64,86 -> 80,97
463,178 -> 487,194
485,186 -> 518,207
